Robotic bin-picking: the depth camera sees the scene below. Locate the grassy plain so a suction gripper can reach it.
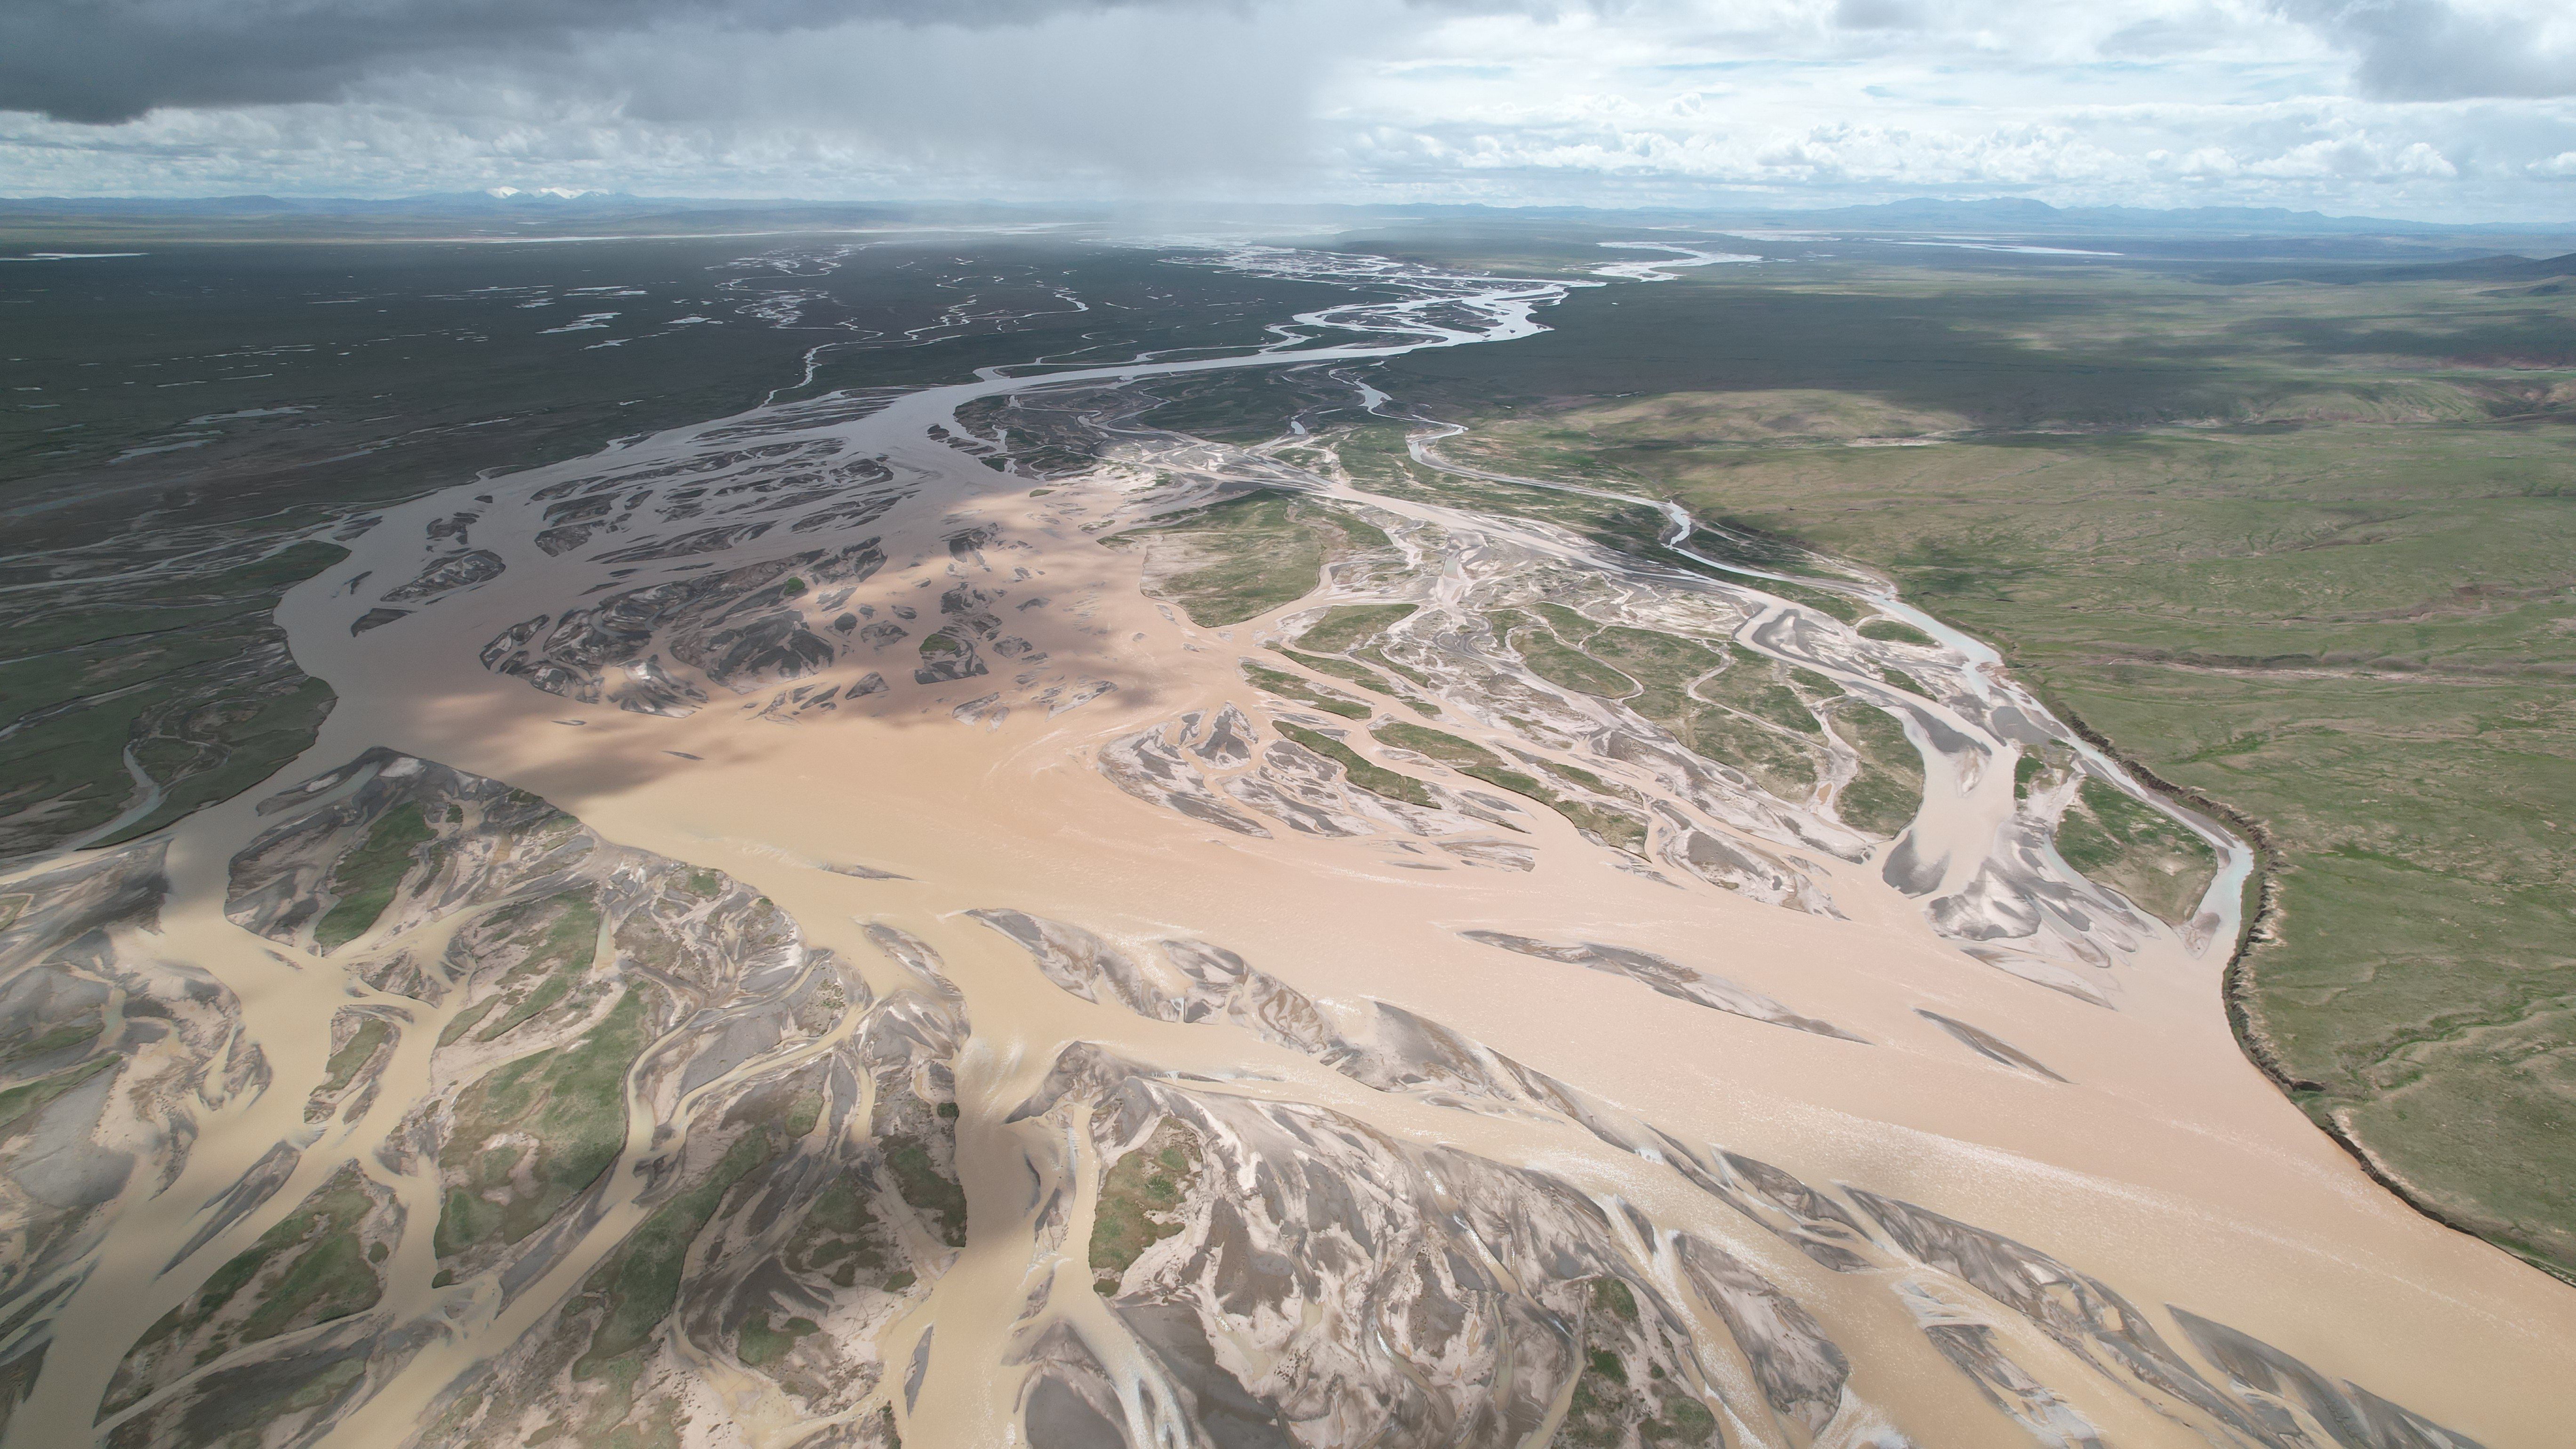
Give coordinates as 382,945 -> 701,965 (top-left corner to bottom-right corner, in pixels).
1385,254 -> 2576,1280
1089,1118 -> 1202,1291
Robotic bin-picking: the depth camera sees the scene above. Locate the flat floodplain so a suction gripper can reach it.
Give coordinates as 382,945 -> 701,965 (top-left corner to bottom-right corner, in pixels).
0,218 -> 2571,1449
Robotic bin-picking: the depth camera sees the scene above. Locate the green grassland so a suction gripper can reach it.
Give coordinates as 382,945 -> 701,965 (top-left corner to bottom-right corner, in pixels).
1275,722 -> 1439,809
2056,777 -> 2225,926
314,803 -> 439,952
435,988 -> 651,1260
881,1133 -> 970,1249
1282,604 -> 1448,712
1370,719 -> 1651,854
1089,1117 -> 1203,1293
1384,254 -> 2576,1281
105,1164 -> 386,1416
0,540 -> 348,862
1241,660 -> 1372,720
1296,603 -> 1418,653
438,892 -> 606,1044
573,1132 -> 774,1378
312,1018 -> 393,1106
1111,488 -> 1392,627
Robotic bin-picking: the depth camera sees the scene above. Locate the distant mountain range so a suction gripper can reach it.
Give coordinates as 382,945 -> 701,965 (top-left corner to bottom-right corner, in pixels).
1684,196 -> 2559,236
1,193 -> 2566,270
0,190 -> 758,216
2361,249 -> 2576,281
0,192 -> 2564,236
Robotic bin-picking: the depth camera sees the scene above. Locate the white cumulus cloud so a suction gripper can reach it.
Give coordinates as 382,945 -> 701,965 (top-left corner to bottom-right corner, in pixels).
0,0 -> 2570,217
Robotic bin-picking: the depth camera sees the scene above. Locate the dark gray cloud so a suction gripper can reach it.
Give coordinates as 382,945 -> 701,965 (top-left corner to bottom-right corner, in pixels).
6,0 -> 2571,215
0,0 -> 1191,123
0,0 -> 1598,126
2277,0 -> 2576,100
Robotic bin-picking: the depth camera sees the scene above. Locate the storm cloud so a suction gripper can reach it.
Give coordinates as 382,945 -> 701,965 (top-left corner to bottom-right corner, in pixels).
2276,0 -> 2576,100
2,0 -> 2572,216
0,0 -> 1195,123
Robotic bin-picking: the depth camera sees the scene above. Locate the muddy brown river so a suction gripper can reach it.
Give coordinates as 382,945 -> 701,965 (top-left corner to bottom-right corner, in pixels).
0,244 -> 2564,1449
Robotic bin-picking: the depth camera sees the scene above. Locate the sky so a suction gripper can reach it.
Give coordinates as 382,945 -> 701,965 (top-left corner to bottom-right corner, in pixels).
1,0 -> 2572,219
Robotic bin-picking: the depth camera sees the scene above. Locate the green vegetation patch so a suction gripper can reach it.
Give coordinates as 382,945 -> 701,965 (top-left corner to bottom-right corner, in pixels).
2015,746 -> 2075,802
1368,721 -> 1652,854
1591,1276 -> 1638,1324
0,541 -> 350,862
1113,489 -> 1391,627
1414,736 -> 1649,854
1,1011 -> 102,1067
108,1164 -> 383,1414
1490,603 -> 1835,806
1584,626 -> 1729,719
1121,367 -> 1361,445
1877,666 -> 1932,700
1554,1278 -> 1717,1448
314,802 -> 438,952
883,1136 -> 969,1249
1601,629 -> 1829,801
313,1017 -> 393,1105
1859,619 -> 1936,647
1296,604 -> 1418,654
1761,580 -> 1866,624
2055,776 -> 2221,926
734,1311 -> 821,1368
576,1131 -> 774,1375
436,997 -> 498,1049
108,677 -> 340,848
1272,722 -> 1436,808
1324,419 -> 1690,572
1090,1118 -> 1201,1292
470,893 -> 605,1044
1689,712 -> 1821,797
1241,661 -> 1370,721
0,1054 -> 119,1139
1274,647 -> 1404,698
1705,657 -> 1822,739
1548,798 -> 1650,856
1827,703 -> 1927,838
435,988 -> 650,1256
781,1176 -> 887,1291
785,1090 -> 824,1141
213,541 -> 354,595
1488,609 -> 1638,699
1530,601 -> 1597,638
1371,721 -> 1501,771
